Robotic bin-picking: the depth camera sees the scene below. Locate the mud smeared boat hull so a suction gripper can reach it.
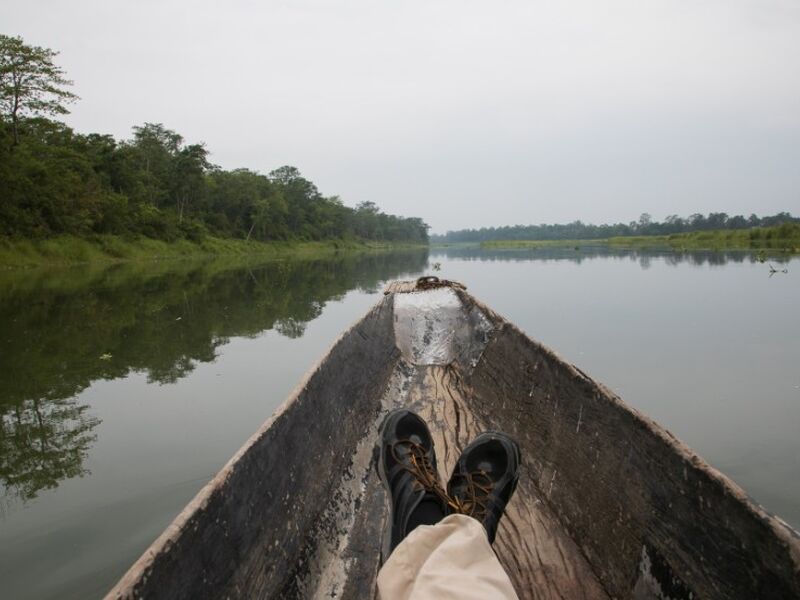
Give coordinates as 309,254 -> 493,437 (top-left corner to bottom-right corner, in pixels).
108,280 -> 800,599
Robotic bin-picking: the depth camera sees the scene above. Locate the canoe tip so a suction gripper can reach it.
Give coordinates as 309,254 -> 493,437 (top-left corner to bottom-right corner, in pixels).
383,276 -> 467,295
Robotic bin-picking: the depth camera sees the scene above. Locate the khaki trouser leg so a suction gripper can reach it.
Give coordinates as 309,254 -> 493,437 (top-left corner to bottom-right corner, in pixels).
377,514 -> 519,600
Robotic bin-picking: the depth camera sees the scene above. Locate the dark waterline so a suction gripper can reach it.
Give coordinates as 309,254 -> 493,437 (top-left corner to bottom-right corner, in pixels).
0,247 -> 797,599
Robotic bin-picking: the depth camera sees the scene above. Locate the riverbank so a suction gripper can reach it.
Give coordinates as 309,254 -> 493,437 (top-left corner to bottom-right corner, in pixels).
0,235 -> 425,269
480,224 -> 800,253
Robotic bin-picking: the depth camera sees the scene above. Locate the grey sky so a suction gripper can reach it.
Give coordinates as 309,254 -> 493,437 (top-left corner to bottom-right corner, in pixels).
6,0 -> 800,233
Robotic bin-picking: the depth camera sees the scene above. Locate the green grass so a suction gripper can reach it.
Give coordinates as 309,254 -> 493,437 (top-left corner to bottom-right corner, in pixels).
480,224 -> 800,253
0,234 -> 425,269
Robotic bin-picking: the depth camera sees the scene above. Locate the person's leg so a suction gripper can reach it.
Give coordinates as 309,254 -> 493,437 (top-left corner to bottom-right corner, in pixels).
377,412 -> 520,599
377,409 -> 451,561
377,513 -> 519,600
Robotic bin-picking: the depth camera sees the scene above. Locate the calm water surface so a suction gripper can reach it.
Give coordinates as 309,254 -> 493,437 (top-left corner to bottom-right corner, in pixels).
0,247 -> 797,599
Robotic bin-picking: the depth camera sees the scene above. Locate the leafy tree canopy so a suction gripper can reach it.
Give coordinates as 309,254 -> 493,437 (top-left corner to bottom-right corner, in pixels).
0,34 -> 78,146
0,36 -> 429,245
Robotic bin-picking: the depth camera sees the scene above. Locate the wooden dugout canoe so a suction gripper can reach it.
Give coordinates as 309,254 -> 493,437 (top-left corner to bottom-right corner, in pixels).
108,278 -> 800,599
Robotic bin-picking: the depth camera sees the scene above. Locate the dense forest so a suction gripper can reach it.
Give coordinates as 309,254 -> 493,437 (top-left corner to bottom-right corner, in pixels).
0,35 -> 429,244
432,212 -> 799,243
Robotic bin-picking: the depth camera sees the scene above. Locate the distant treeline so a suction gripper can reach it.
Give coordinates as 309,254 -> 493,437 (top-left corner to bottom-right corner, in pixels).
0,120 -> 429,243
0,35 -> 428,244
431,212 -> 799,243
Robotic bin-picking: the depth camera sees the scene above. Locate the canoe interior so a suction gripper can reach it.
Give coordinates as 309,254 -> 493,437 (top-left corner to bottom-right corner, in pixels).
108,282 -> 800,599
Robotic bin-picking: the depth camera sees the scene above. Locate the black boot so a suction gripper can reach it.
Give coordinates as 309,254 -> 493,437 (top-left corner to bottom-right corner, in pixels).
377,409 -> 450,561
447,431 -> 521,544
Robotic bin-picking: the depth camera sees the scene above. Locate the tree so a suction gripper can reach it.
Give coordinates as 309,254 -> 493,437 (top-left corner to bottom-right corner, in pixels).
706,212 -> 729,229
269,166 -> 322,237
0,35 -> 78,147
128,123 -> 183,207
269,165 -> 303,185
688,213 -> 706,230
171,143 -> 210,223
637,212 -> 652,233
664,214 -> 685,233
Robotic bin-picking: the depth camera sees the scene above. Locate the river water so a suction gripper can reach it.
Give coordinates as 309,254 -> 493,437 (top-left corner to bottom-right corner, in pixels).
0,247 -> 797,599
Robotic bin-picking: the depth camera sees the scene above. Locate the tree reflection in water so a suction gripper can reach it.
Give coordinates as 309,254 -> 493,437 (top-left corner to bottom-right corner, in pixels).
1,397 -> 99,506
0,249 -> 428,506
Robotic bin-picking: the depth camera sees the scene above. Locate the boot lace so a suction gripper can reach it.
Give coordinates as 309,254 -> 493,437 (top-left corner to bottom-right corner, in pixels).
391,439 -> 453,507
447,470 -> 493,519
391,440 -> 495,516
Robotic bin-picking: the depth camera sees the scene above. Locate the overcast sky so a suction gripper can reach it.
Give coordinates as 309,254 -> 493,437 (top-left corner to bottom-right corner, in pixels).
6,0 -> 800,233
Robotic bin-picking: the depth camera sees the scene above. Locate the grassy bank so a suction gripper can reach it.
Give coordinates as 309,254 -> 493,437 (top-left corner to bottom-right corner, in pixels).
480,224 -> 800,253
0,234 -> 424,269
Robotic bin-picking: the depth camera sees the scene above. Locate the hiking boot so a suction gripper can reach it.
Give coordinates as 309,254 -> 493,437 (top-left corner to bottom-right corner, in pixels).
447,431 -> 521,544
377,409 -> 450,561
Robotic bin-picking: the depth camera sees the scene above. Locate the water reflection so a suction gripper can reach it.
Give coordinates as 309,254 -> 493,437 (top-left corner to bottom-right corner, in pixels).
0,397 -> 99,505
431,244 -> 793,267
0,250 -> 428,506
